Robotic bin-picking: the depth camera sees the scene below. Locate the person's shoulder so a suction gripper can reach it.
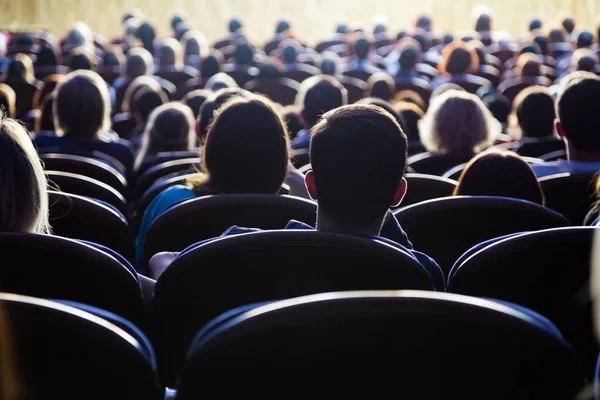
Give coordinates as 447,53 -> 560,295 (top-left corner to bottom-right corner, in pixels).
156,184 -> 196,203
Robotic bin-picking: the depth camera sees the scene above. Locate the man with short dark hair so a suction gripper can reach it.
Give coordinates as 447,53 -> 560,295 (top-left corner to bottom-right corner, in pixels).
532,75 -> 600,177
291,75 -> 348,149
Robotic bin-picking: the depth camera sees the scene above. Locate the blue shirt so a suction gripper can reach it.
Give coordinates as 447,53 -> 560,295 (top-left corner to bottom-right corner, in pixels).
532,160 -> 600,178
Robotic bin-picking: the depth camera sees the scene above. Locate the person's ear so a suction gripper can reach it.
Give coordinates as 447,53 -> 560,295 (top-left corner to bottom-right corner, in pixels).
195,120 -> 200,136
555,120 -> 565,139
391,178 -> 407,207
305,170 -> 318,200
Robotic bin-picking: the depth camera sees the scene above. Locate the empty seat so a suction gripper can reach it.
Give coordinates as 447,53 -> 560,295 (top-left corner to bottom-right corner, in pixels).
408,152 -> 475,176
176,291 -> 583,399
448,227 -> 597,375
47,170 -> 128,216
400,173 -> 457,207
143,194 -> 317,266
40,153 -> 128,196
385,196 -> 570,275
244,78 -> 299,106
0,233 -> 143,323
0,294 -> 161,399
154,232 -> 435,385
48,190 -> 135,263
539,173 -> 597,225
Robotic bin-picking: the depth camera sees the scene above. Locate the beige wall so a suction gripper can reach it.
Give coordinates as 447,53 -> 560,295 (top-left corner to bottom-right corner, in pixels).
0,0 -> 598,46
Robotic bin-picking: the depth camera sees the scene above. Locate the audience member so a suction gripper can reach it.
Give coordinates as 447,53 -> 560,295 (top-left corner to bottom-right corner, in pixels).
394,101 -> 425,143
129,87 -> 168,141
182,89 -> 211,119
0,84 -> 16,118
454,150 -> 544,204
365,72 -> 396,101
431,41 -> 491,92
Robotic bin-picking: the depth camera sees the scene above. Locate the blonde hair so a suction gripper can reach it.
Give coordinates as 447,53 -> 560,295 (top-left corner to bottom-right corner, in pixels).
0,115 -> 50,234
0,83 -> 16,117
134,102 -> 196,170
419,89 -> 499,153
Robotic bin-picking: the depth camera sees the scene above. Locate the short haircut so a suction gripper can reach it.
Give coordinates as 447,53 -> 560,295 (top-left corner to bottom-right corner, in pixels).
191,95 -> 290,194
121,75 -> 163,113
547,25 -> 566,43
4,54 -> 35,83
182,89 -> 211,119
135,102 -> 196,170
310,104 -> 408,225
571,49 -> 598,72
132,88 -> 167,123
234,43 -> 254,65
0,84 -> 16,117
353,37 -> 371,60
200,53 -> 223,78
296,75 -> 348,127
102,47 -> 124,67
366,72 -> 396,102
576,31 -> 594,48
398,43 -> 420,70
419,89 -> 499,153
357,98 -> 403,126
68,49 -> 94,71
482,94 -> 511,125
394,101 -> 425,142
158,38 -> 182,68
0,116 -> 50,234
516,53 -> 541,77
454,150 -> 544,205
513,86 -> 556,138
135,22 -> 157,55
282,44 -> 298,64
281,105 -> 305,140
125,47 -> 153,79
54,70 -> 111,138
561,16 -> 575,34
229,18 -> 243,33
182,31 -> 209,58
36,45 -> 58,66
439,41 -> 479,75
529,18 -> 543,32
556,76 -> 600,152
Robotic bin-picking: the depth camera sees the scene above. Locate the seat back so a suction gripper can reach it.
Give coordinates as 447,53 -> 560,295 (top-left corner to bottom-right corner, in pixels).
48,190 -> 135,263
154,233 -> 435,385
47,171 -> 127,216
500,80 -> 534,103
134,157 -> 199,200
442,156 -> 543,181
5,80 -> 41,118
387,196 -> 571,275
155,70 -> 196,88
0,233 -> 143,323
0,294 -> 161,399
176,291 -> 583,399
448,227 -> 597,374
283,64 -> 321,82
40,153 -> 128,196
244,78 -> 299,105
111,112 -> 136,138
222,64 -> 259,86
408,152 -> 474,176
136,151 -> 200,178
143,194 -> 318,266
340,76 -> 366,103
394,79 -> 432,104
400,173 -> 457,207
136,173 -> 201,223
539,172 -> 598,225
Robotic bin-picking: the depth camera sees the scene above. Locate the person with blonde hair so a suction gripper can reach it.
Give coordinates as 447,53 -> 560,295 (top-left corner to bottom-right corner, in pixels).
419,89 -> 499,154
0,83 -> 16,117
0,115 -> 51,234
134,102 -> 196,170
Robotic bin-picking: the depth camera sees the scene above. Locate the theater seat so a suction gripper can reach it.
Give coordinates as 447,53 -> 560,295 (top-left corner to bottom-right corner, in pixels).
154,232 -> 436,385
175,291 -> 583,399
136,150 -> 200,178
134,157 -> 200,200
400,173 -> 457,207
244,78 -> 299,106
408,152 -> 475,176
386,196 -> 571,275
0,294 -> 161,399
143,194 -> 318,266
448,227 -> 597,376
539,172 -> 597,225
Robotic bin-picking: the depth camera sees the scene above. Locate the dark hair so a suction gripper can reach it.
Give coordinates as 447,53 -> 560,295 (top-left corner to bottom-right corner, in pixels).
36,45 -> 58,66
439,42 -> 478,74
357,98 -> 402,126
136,22 -> 157,55
281,105 -> 305,140
548,26 -> 566,43
561,17 -> 575,35
0,84 -> 15,118
228,18 -> 243,34
125,47 -> 153,79
37,93 -> 55,132
132,88 -> 167,123
321,58 -> 337,75
4,54 -> 34,83
336,23 -> 349,34
532,35 -> 548,56
68,50 -> 93,71
171,14 -> 185,30
200,53 -> 222,78
276,20 -> 291,34
395,101 -> 424,141
353,38 -> 370,60
576,31 -> 594,48
158,39 -> 181,68
556,76 -> 600,152
454,150 -> 544,204
415,15 -> 432,32
258,64 -> 282,79
310,104 -> 408,225
483,94 -> 510,125
182,89 -> 211,119
282,45 -> 297,64
234,43 -> 254,65
298,75 -> 347,127
576,54 -> 597,72
411,31 -> 431,52
475,13 -> 491,32
190,96 -> 290,194
365,73 -> 396,102
198,88 -> 250,139
398,45 -> 419,70
529,18 -> 543,32
513,86 -> 556,139
103,47 -> 124,67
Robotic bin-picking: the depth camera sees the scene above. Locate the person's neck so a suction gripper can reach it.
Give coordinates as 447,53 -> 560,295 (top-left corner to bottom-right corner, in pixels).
315,209 -> 383,237
567,143 -> 600,162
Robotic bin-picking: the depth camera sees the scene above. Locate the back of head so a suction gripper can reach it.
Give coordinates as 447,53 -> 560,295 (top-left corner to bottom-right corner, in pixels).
281,105 -> 305,139
182,89 -> 211,119
135,22 -> 157,55
556,76 -> 600,152
228,18 -> 243,34
297,75 -> 348,127
205,72 -> 238,91
366,73 -> 396,102
529,18 -> 543,32
102,47 -> 124,68
132,87 -> 167,124
0,84 -> 16,118
572,48 -> 598,72
158,38 -> 182,68
532,35 -> 549,56
398,43 -> 420,70
258,64 -> 282,80
310,104 -> 407,226
516,53 -> 541,77
576,31 -> 594,48
561,15 -> 575,35
411,30 -> 431,52
513,86 -> 556,139
419,89 -> 498,153
36,45 -> 58,66
171,14 -> 185,31
482,94 -> 511,125
121,75 -> 163,113
320,54 -> 339,76
547,25 -> 566,43
474,12 -> 492,33
135,102 -> 196,169
282,44 -> 298,64
68,49 -> 94,71
182,31 -> 208,58
198,88 -> 250,139
200,53 -> 223,78
199,95 -> 290,194
440,42 -> 478,75
125,47 -> 153,79
353,37 -> 371,60
394,101 -> 425,142
415,15 -> 432,32
54,70 -> 110,138
234,43 -> 254,65
5,54 -> 34,83
454,150 -> 544,204
0,115 -> 50,234
275,20 -> 291,35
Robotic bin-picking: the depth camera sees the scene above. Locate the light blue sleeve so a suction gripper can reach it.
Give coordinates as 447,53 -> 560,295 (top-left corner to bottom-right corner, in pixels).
135,185 -> 196,274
